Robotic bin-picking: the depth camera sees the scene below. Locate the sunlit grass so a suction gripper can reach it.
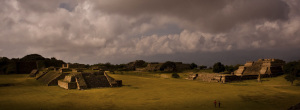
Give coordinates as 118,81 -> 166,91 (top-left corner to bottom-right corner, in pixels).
0,73 -> 299,110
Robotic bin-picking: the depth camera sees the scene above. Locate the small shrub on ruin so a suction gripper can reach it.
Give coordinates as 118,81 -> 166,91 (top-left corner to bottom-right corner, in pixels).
172,73 -> 180,78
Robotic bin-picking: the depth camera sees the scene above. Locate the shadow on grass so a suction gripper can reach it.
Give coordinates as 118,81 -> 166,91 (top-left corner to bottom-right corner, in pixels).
123,85 -> 139,89
261,79 -> 270,82
0,83 -> 15,87
295,82 -> 300,86
230,83 -> 250,86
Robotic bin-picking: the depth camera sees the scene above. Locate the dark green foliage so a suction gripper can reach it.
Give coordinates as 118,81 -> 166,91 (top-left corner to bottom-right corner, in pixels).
134,60 -> 147,68
126,60 -> 148,70
283,61 -> 300,85
69,63 -> 88,68
0,57 -> 10,74
190,63 -> 198,69
0,54 -> 65,74
21,54 -> 45,61
45,58 -> 65,67
225,65 -> 235,73
213,62 -> 225,73
5,62 -> 17,74
0,57 -> 10,65
93,63 -> 127,71
160,61 -> 176,72
36,60 -> 46,69
199,65 -> 207,69
285,74 -> 296,85
172,73 -> 180,78
283,61 -> 300,77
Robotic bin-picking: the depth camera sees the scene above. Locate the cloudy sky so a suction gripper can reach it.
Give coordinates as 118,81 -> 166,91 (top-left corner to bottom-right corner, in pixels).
0,0 -> 300,66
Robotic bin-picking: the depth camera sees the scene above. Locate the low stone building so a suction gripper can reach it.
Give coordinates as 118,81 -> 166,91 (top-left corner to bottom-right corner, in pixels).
234,59 -> 285,76
190,59 -> 285,83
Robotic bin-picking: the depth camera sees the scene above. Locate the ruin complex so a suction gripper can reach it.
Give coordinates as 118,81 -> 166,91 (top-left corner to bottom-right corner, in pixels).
29,64 -> 122,90
188,59 -> 285,83
234,59 -> 285,76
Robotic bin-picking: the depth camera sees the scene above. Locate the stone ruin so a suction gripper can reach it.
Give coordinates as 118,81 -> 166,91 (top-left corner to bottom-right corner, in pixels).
29,64 -> 122,90
187,59 -> 285,83
58,71 -> 122,90
234,59 -> 285,76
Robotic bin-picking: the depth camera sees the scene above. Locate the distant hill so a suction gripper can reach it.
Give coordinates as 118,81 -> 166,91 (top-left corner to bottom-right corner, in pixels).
0,54 -> 66,74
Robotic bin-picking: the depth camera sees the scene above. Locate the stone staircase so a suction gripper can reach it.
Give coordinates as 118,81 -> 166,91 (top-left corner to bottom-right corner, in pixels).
37,71 -> 60,85
83,74 -> 110,88
36,70 -> 50,80
75,74 -> 88,89
29,69 -> 39,77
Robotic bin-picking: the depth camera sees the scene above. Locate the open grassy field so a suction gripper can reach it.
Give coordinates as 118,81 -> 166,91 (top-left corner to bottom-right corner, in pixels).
0,73 -> 299,110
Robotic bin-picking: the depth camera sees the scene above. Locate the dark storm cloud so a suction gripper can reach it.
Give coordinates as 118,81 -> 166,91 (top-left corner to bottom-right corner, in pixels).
0,0 -> 299,64
93,0 -> 290,32
17,0 -> 77,12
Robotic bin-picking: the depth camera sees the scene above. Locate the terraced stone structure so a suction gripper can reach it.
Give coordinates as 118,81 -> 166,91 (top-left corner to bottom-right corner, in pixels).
189,59 -> 285,83
58,71 -> 122,90
234,59 -> 285,76
30,64 -> 122,90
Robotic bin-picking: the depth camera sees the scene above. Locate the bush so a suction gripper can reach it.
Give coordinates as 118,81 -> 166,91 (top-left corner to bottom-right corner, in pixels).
225,65 -> 234,73
172,73 -> 180,78
160,61 -> 176,72
213,62 -> 225,73
190,63 -> 198,69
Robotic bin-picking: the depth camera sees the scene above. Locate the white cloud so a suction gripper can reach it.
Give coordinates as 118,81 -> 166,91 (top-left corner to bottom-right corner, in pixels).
0,0 -> 300,64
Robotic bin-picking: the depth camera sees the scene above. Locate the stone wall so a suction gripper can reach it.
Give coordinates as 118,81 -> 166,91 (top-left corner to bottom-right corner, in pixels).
58,80 -> 77,89
189,73 -> 264,83
195,73 -> 224,82
244,61 -> 254,67
75,74 -> 87,89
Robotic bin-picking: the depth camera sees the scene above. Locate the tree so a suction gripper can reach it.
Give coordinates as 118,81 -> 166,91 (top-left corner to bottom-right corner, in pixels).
21,54 -> 45,61
213,62 -> 225,73
190,63 -> 198,69
283,61 -> 300,85
160,61 -> 176,72
134,60 -> 147,68
225,65 -> 234,73
285,73 -> 296,85
199,65 -> 207,69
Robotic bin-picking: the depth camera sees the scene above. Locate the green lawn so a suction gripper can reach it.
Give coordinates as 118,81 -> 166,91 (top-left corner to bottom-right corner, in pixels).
0,73 -> 299,110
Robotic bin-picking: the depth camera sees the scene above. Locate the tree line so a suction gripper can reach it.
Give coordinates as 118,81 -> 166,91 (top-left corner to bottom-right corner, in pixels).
0,54 -> 65,74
